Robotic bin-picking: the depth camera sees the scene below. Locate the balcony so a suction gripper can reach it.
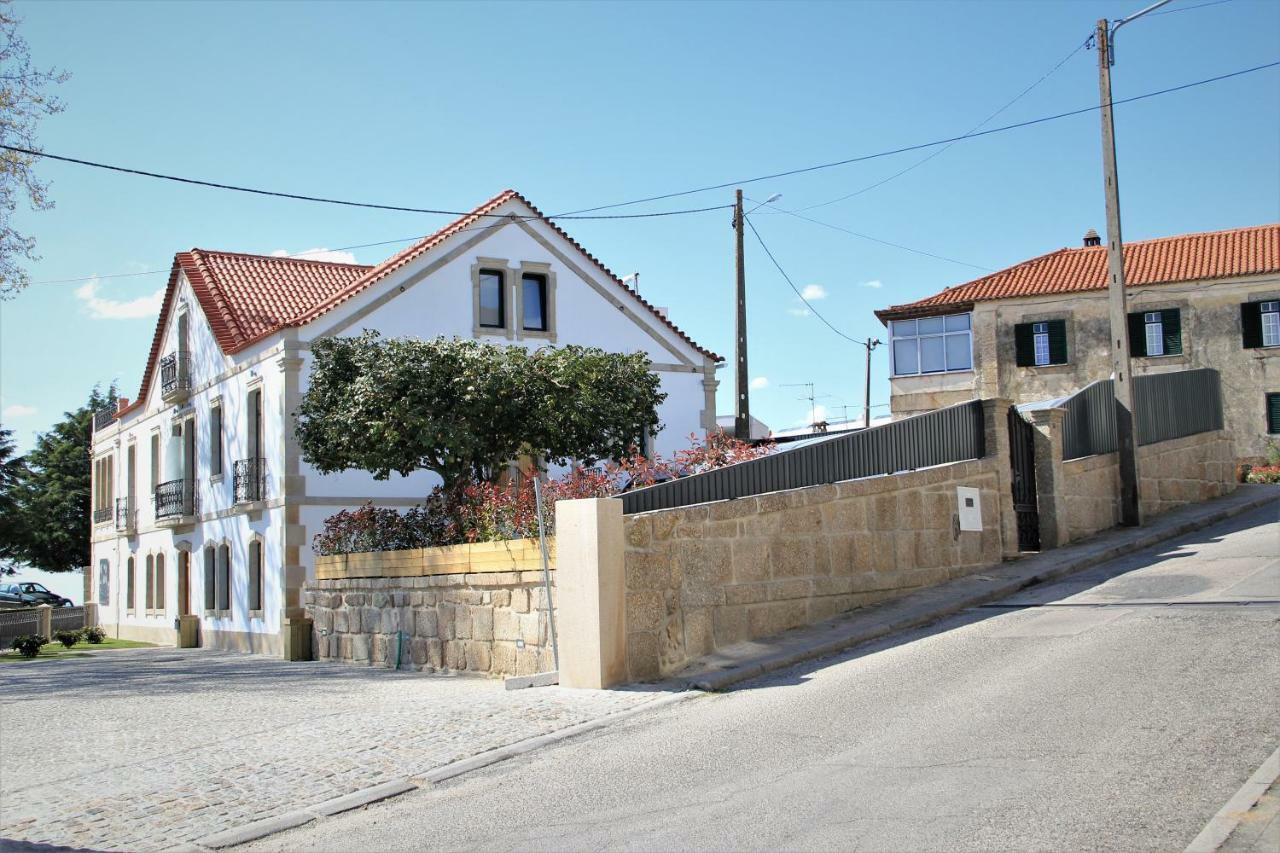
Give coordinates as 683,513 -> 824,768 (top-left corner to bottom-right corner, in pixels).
93,409 -> 117,432
92,507 -> 113,525
115,496 -> 136,534
154,478 -> 195,526
159,351 -> 192,404
233,458 -> 266,504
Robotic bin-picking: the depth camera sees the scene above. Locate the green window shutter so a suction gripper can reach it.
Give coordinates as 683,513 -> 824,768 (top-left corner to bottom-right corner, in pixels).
1162,308 -> 1182,355
1241,302 -> 1264,349
1268,393 -> 1280,435
1048,320 -> 1069,365
1127,312 -> 1146,357
1014,323 -> 1034,366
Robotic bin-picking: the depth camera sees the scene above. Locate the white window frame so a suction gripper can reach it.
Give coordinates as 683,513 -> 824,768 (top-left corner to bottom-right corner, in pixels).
890,314 -> 973,376
1144,312 -> 1165,357
1032,322 -> 1051,367
1261,301 -> 1280,348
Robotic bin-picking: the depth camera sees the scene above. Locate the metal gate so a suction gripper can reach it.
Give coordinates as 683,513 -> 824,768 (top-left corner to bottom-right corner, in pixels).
1007,407 -> 1040,552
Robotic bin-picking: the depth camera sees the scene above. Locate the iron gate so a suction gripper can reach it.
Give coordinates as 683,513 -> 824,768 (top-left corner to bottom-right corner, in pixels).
1007,406 -> 1040,552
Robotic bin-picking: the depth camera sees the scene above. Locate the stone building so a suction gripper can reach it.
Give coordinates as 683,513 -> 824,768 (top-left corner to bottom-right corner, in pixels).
874,223 -> 1280,462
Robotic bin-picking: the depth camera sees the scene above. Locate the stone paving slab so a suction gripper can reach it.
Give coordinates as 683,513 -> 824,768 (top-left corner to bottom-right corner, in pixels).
0,650 -> 664,851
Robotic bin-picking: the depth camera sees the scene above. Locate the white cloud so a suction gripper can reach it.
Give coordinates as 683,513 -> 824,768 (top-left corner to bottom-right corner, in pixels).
272,247 -> 358,265
74,279 -> 165,320
801,284 -> 827,300
787,307 -> 811,317
2,404 -> 36,418
750,376 -> 769,390
861,280 -> 883,289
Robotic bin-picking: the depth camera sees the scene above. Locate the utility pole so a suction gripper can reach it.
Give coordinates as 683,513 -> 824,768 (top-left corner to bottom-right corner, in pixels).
1096,1 -> 1169,526
860,337 -> 882,430
734,189 -> 750,441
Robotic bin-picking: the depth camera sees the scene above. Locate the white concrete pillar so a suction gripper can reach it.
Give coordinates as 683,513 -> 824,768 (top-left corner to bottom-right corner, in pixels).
36,604 -> 52,639
554,498 -> 626,689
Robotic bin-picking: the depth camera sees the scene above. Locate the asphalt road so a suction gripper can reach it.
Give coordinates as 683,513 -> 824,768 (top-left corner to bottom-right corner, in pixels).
252,502 -> 1280,853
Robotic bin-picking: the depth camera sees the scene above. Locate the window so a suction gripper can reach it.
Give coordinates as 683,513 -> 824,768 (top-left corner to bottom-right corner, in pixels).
1243,300 -> 1280,349
478,269 -> 504,328
210,403 -> 223,476
92,456 -> 115,521
97,559 -> 111,606
1127,308 -> 1182,357
155,553 -> 165,613
216,544 -> 231,612
1264,303 -> 1280,347
204,547 -> 216,611
1014,319 -> 1068,367
522,273 -> 548,331
150,433 -> 160,491
1268,393 -> 1280,435
890,314 -> 972,376
127,557 -> 136,612
248,540 -> 263,612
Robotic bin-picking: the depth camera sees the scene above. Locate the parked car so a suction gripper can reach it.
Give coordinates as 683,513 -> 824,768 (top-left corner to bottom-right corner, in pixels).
12,582 -> 72,607
0,583 -> 39,609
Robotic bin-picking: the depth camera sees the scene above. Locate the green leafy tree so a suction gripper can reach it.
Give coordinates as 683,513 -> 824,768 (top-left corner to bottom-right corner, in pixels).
0,0 -> 70,296
0,426 -> 29,573
11,387 -> 115,572
295,333 -> 665,488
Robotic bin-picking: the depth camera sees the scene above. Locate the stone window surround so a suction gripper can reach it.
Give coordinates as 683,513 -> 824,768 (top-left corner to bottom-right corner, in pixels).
144,551 -> 167,618
247,535 -> 265,620
888,312 -> 973,377
1012,311 -> 1074,371
1130,299 -> 1190,362
126,554 -> 137,615
204,541 -> 233,619
471,257 -> 558,343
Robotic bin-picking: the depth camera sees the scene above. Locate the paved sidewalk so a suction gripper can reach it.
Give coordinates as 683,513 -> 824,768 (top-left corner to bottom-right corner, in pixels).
0,650 -> 665,851
1219,780 -> 1280,852
681,484 -> 1279,690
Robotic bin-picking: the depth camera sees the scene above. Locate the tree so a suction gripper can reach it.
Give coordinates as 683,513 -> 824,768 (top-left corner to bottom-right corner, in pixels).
10,386 -> 115,572
0,426 -> 29,573
1,0 -> 70,296
295,333 -> 666,488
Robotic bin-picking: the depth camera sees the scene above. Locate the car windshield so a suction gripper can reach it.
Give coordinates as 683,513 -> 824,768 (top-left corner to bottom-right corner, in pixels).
20,583 -> 49,593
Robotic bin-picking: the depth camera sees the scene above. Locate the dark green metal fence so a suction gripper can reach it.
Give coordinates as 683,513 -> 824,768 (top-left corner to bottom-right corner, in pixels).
620,399 -> 987,514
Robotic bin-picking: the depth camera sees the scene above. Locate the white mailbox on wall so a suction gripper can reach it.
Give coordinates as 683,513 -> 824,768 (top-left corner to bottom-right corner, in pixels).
956,486 -> 983,532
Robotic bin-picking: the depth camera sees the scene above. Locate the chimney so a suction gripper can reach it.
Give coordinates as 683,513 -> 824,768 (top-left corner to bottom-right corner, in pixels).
116,397 -> 130,413
1083,229 -> 1101,247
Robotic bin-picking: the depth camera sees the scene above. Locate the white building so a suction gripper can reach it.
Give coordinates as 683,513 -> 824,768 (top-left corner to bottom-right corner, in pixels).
88,190 -> 721,655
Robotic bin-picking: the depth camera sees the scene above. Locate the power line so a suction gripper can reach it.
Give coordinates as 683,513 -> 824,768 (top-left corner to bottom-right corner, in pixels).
0,142 -> 731,221
556,60 -> 1280,216
789,36 -> 1091,214
747,198 -> 993,271
743,215 -> 862,345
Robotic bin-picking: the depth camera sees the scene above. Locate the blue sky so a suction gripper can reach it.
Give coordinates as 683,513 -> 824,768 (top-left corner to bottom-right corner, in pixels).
2,0 -> 1277,451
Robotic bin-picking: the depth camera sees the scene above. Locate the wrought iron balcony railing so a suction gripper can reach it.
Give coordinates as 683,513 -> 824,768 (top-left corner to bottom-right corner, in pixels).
154,478 -> 194,520
115,496 -> 136,532
93,409 -> 117,431
92,507 -> 113,525
233,458 -> 266,504
159,351 -> 192,402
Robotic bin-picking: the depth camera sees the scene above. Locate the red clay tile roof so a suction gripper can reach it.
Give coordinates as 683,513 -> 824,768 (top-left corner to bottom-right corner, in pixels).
119,190 -> 718,417
875,223 -> 1280,323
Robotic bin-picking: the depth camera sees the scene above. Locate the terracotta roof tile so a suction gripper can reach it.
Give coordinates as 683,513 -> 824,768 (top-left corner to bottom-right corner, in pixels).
875,223 -> 1280,323
119,190 -> 718,418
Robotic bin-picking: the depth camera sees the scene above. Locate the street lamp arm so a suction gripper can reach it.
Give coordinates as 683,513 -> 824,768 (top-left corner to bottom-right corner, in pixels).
1109,0 -> 1175,63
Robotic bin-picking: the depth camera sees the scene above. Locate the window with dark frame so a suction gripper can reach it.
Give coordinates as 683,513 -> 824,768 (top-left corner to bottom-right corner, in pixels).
1014,319 -> 1068,367
204,548 -> 216,611
216,544 -> 231,612
127,556 -> 136,611
210,404 -> 223,476
479,269 -> 505,328
248,540 -> 262,612
1127,308 -> 1182,357
1268,393 -> 1280,435
522,272 -> 548,331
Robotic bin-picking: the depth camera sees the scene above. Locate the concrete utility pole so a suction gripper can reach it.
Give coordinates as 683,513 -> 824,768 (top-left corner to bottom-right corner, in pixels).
734,189 -> 750,441
1096,0 -> 1171,527
860,337 -> 882,430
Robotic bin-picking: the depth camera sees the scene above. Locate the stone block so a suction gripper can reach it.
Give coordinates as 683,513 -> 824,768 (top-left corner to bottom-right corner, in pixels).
343,593 -> 365,607
899,491 -> 926,531
739,512 -> 782,537
339,634 -> 353,661
780,507 -> 823,535
515,646 -> 541,676
361,607 -> 380,634
491,589 -> 511,608
674,522 -> 706,539
437,603 -> 456,639
725,584 -> 769,606
392,592 -> 408,607
465,641 -> 492,673
758,493 -> 793,514
351,634 -> 370,662
444,639 -> 466,671
455,605 -> 472,639
769,538 -> 816,578
312,608 -> 332,633
683,607 -> 714,660
372,634 -> 387,663
626,589 -> 664,633
445,589 -> 483,606
709,499 -> 757,521
625,518 -> 652,548
492,641 -> 518,675
731,540 -> 770,584
372,592 -> 390,608
803,483 -> 838,506
426,638 -> 443,669
871,494 -> 898,531
712,606 -> 748,647
520,613 -> 543,645
410,637 -> 428,666
471,607 -> 494,642
808,596 -> 845,623
627,631 -> 661,681
747,600 -> 807,640
813,576 -> 855,596
768,579 -> 813,601
379,608 -> 401,635
651,512 -> 679,542
821,500 -> 868,533
894,532 -> 916,570
706,520 -> 739,539
494,608 -> 520,641
510,588 -> 530,613
414,607 -> 438,637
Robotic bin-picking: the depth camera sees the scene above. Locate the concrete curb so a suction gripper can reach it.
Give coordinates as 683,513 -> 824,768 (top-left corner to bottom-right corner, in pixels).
1184,746 -> 1280,853
181,691 -> 696,849
683,487 -> 1279,693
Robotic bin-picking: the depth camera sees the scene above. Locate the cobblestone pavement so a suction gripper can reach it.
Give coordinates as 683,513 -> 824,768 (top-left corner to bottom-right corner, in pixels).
0,649 -> 663,851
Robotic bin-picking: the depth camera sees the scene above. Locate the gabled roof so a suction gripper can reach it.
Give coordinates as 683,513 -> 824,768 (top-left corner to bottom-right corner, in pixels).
119,190 -> 719,418
875,223 -> 1280,323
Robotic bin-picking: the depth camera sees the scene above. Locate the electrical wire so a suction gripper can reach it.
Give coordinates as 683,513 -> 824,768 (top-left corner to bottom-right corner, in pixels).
555,60 -> 1280,216
743,215 -> 864,345
1143,0 -> 1237,17
787,36 -> 1091,214
0,142 -> 730,221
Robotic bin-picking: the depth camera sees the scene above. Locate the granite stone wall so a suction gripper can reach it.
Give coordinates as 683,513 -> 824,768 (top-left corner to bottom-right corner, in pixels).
620,457 -> 1005,681
305,572 -> 556,677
